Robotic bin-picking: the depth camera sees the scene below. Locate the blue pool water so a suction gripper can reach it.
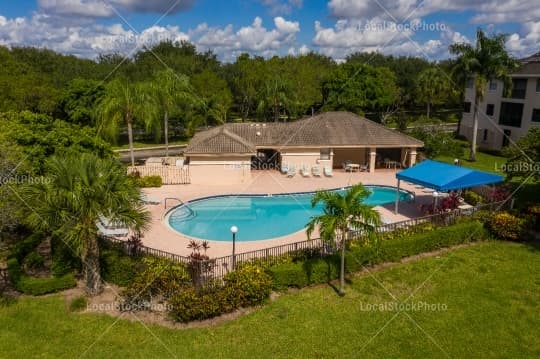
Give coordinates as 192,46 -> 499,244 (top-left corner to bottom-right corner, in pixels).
168,186 -> 412,242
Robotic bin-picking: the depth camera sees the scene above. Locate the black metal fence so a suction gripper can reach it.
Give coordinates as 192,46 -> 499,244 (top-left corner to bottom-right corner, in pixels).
104,200 -> 508,282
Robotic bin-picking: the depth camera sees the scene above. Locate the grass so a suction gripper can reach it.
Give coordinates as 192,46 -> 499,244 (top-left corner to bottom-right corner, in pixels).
112,139 -> 188,150
435,150 -> 507,175
1,240 -> 539,358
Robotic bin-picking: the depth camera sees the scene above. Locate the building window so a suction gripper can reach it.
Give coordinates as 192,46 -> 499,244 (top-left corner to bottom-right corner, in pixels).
320,148 -> 331,160
489,80 -> 497,91
536,79 -> 540,93
532,109 -> 540,122
505,78 -> 527,99
466,77 -> 474,89
483,129 -> 488,141
486,104 -> 494,116
463,102 -> 472,113
499,102 -> 524,127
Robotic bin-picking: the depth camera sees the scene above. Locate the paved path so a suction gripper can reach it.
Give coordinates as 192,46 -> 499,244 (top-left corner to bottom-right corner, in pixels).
138,169 -> 432,258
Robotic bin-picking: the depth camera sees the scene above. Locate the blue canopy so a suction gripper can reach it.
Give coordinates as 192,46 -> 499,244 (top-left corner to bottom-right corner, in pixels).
396,160 -> 503,192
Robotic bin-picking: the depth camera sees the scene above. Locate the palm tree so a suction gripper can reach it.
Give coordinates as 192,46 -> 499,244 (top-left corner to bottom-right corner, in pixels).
257,77 -> 292,122
449,29 -> 519,161
151,69 -> 197,157
306,184 -> 381,296
23,153 -> 150,295
96,78 -> 158,166
415,67 -> 451,119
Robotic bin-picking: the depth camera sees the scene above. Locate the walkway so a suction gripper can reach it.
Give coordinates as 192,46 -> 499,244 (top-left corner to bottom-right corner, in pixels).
140,169 -> 433,258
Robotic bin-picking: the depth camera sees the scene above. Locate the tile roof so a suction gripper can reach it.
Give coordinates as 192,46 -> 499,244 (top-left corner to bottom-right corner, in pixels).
514,52 -> 540,76
185,111 -> 424,154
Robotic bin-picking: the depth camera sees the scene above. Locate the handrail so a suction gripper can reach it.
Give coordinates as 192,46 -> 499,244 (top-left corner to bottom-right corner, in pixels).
164,197 -> 185,209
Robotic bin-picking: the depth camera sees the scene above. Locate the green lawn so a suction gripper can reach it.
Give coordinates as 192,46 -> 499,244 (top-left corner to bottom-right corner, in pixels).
1,241 -> 539,358
434,151 -> 507,175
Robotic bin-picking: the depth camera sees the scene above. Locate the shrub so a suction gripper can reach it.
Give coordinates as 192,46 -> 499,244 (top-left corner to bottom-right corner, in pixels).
269,221 -> 489,290
100,249 -> 141,287
9,233 -> 44,262
6,258 -> 22,284
486,212 -> 526,241
16,273 -> 76,295
134,175 -> 162,188
51,237 -> 81,277
121,257 -> 190,309
69,296 -> 88,312
169,287 -> 223,322
24,252 -> 44,270
463,190 -> 484,206
223,264 -> 273,307
169,264 -> 273,323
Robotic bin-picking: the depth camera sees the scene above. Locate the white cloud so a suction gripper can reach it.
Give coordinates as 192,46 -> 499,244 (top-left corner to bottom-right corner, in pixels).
259,0 -> 303,15
328,0 -> 540,25
313,19 -> 470,60
37,0 -> 193,18
0,13 -> 189,57
193,17 -> 300,61
505,21 -> 540,57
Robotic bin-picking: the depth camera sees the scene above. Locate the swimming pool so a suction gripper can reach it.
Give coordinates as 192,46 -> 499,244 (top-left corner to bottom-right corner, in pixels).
167,186 -> 412,242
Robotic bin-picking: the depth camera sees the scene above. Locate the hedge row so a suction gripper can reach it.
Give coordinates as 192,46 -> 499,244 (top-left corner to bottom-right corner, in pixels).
16,274 -> 77,296
7,234 -> 77,295
268,220 -> 489,290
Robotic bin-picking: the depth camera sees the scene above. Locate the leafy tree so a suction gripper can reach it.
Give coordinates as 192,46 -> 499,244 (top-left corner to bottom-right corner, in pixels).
322,63 -> 399,115
449,29 -> 520,161
502,127 -> 540,180
22,154 -> 150,295
59,78 -> 105,126
151,69 -> 197,155
256,75 -> 293,122
227,54 -> 267,120
0,111 -> 112,174
191,69 -> 232,125
415,67 -> 452,118
306,184 -> 381,296
410,127 -> 464,159
96,78 -> 158,166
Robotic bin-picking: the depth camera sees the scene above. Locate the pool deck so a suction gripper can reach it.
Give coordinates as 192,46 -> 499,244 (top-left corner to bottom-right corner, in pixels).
140,169 -> 435,258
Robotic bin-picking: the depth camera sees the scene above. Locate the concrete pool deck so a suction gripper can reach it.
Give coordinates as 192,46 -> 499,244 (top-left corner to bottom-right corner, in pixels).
139,169 -> 435,258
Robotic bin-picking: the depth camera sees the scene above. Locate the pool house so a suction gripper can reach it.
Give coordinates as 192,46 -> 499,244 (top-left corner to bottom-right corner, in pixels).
185,111 -> 424,184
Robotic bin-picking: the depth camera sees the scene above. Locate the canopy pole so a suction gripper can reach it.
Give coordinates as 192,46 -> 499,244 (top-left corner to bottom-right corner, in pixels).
395,179 -> 401,214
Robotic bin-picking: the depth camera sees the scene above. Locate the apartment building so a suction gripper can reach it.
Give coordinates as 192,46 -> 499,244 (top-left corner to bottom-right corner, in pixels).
459,52 -> 540,150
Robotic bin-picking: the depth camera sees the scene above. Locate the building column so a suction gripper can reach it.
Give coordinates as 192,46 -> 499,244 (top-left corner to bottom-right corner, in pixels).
408,149 -> 417,167
369,148 -> 376,173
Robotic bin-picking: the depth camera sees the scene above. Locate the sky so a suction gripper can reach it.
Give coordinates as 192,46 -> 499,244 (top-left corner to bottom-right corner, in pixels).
0,0 -> 538,62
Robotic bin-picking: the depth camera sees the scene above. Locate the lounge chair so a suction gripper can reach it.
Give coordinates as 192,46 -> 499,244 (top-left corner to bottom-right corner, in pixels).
287,166 -> 296,177
300,166 -> 310,177
359,163 -> 369,172
323,166 -> 333,177
280,163 -> 289,174
311,166 -> 321,177
140,193 -> 161,205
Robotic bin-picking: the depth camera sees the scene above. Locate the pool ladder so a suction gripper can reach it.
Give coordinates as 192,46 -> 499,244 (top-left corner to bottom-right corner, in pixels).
164,197 -> 195,220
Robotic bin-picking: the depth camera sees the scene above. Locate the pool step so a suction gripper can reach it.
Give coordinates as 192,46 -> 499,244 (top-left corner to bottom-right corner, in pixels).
169,206 -> 196,221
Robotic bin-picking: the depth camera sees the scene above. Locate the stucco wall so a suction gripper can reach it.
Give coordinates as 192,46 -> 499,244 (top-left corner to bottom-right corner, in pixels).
280,149 -> 326,170
188,155 -> 252,185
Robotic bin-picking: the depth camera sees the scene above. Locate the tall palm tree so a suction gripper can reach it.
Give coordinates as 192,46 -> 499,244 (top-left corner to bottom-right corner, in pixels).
23,154 -> 150,295
96,78 -> 158,166
151,69 -> 197,157
306,184 -> 381,296
449,29 -> 519,161
415,67 -> 451,119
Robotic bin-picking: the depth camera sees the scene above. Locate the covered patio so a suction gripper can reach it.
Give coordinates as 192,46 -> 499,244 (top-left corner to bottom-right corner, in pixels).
394,160 -> 504,214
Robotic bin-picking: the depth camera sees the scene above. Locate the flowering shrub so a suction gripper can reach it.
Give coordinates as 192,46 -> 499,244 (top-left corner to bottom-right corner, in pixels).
487,212 -> 526,241
169,264 -> 272,323
489,185 -> 511,202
